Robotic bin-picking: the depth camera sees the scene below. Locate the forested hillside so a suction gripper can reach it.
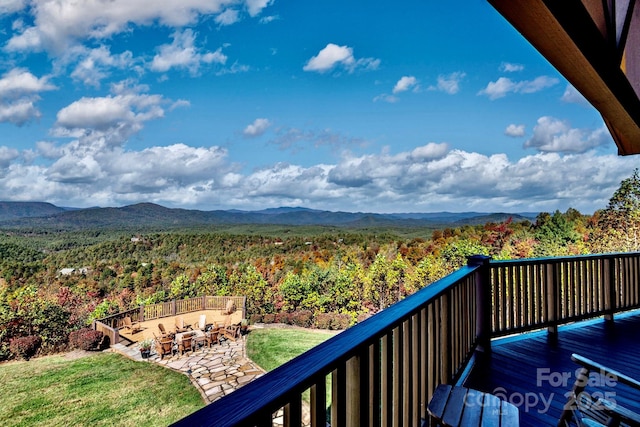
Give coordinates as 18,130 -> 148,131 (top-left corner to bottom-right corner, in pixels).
1,171 -> 640,361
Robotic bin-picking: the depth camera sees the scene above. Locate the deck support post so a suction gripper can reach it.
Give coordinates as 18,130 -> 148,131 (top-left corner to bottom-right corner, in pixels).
604,256 -> 616,322
545,262 -> 559,336
468,255 -> 492,353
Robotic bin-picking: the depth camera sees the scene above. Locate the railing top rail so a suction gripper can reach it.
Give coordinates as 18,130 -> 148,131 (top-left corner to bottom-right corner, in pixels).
95,295 -> 244,324
172,264 -> 479,427
96,307 -> 140,324
490,251 -> 640,266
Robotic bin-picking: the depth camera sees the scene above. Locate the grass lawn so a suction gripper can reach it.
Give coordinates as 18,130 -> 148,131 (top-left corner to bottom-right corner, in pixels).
246,327 -> 337,407
0,352 -> 204,427
246,327 -> 337,371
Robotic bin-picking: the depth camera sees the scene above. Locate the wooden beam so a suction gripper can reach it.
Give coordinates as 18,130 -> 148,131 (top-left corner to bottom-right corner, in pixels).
488,0 -> 640,155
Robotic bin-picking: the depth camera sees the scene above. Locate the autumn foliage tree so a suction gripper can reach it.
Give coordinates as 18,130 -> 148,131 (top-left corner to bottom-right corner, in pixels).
591,169 -> 640,252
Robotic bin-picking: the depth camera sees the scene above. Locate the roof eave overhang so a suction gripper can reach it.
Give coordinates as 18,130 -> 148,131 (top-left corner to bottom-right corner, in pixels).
488,0 -> 640,155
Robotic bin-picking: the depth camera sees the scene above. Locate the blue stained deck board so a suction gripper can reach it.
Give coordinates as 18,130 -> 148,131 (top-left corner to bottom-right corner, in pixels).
464,310 -> 640,427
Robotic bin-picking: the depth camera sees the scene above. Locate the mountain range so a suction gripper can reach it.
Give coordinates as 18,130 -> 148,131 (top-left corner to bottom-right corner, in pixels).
0,201 -> 539,230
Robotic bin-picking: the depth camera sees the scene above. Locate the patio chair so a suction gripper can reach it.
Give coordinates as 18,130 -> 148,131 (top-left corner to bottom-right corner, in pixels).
206,330 -> 219,347
155,337 -> 174,359
175,316 -> 190,333
178,334 -> 193,355
193,314 -> 206,331
158,323 -> 174,338
559,353 -> 640,427
223,299 -> 236,315
123,316 -> 142,334
221,323 -> 241,342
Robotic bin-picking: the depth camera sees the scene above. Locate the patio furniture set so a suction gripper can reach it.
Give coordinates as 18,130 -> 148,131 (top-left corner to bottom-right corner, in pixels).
152,315 -> 242,359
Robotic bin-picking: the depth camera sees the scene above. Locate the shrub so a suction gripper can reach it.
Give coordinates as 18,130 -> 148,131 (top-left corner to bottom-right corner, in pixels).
330,314 -> 351,330
248,314 -> 263,324
68,328 -> 104,351
315,313 -> 332,330
290,310 -> 313,328
10,335 -> 42,360
274,312 -> 290,324
262,313 -> 275,324
315,313 -> 351,330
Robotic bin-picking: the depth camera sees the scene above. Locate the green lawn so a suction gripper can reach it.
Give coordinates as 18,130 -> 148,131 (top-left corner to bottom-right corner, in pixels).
0,352 -> 204,427
246,327 -> 336,371
246,327 -> 336,407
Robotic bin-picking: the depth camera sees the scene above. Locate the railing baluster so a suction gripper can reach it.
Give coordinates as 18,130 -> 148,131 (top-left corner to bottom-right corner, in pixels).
370,340 -> 381,427
310,378 -> 326,427
381,333 -> 391,427
419,308 -> 427,422
402,319 -> 410,427
392,326 -> 401,427
284,396 -> 301,427
331,365 -> 346,427
411,313 -> 420,426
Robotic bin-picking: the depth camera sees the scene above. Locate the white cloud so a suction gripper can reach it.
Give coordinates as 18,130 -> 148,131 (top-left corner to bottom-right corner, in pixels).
0,68 -> 56,95
0,134 -> 633,213
0,68 -> 57,125
4,1 -> 236,54
0,0 -> 27,14
0,98 -> 40,125
561,84 -> 590,105
245,0 -> 273,17
150,30 -> 227,74
0,146 -> 20,168
410,143 -> 449,159
524,116 -> 610,153
303,43 -> 380,74
434,72 -> 465,95
260,15 -> 279,24
373,93 -> 398,103
215,9 -> 240,26
70,46 -> 134,87
393,76 -> 418,94
478,76 -> 559,100
243,118 -> 271,137
500,62 -> 524,72
505,124 -> 526,137
53,83 -> 167,146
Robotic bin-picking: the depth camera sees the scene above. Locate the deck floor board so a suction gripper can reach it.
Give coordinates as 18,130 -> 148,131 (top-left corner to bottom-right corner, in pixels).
464,311 -> 640,427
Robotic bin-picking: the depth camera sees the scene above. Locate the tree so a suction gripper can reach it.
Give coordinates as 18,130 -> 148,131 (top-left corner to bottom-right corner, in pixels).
534,210 -> 581,256
592,169 -> 640,252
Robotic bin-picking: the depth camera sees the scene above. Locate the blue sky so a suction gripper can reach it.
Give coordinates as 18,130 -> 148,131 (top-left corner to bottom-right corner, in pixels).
0,0 -> 637,214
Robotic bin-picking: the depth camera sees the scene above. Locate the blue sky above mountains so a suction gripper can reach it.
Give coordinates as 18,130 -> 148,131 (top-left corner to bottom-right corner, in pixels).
0,0 -> 636,214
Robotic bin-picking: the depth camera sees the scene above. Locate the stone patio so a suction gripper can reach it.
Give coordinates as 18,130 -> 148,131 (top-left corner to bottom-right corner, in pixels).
110,334 -> 265,404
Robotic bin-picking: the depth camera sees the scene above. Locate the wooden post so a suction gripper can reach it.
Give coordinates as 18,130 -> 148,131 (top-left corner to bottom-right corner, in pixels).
604,256 -> 616,321
546,262 -> 559,335
468,255 -> 492,352
172,299 -> 177,316
139,304 -> 144,322
310,380 -> 326,427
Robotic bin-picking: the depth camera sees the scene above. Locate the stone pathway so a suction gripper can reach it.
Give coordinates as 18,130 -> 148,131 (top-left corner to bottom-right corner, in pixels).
110,335 -> 264,403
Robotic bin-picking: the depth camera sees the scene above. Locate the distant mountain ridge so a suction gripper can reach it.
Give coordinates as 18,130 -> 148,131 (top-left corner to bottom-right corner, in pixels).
0,201 -> 538,230
0,201 -> 68,221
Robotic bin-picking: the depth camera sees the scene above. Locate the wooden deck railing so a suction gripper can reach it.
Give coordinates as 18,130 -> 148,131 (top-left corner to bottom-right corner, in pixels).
173,255 -> 491,427
490,253 -> 640,337
170,252 -> 640,427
